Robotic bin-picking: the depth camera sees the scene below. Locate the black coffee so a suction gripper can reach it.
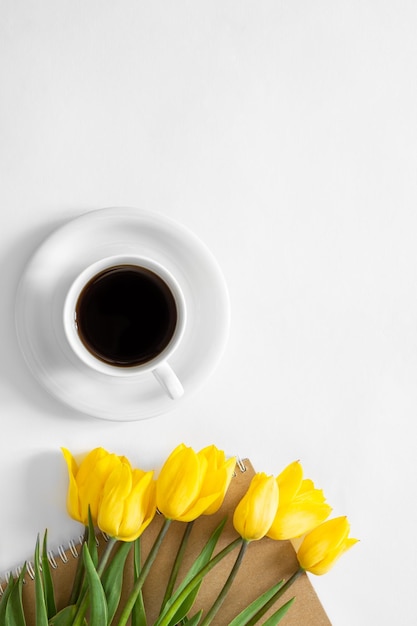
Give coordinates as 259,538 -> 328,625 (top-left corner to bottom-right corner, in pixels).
75,265 -> 177,367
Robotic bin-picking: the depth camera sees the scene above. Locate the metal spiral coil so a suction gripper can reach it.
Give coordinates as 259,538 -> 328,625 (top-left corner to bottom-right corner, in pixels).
233,456 -> 247,476
0,532 -> 107,595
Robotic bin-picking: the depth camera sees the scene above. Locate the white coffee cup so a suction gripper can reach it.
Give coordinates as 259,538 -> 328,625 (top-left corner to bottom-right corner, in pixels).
63,255 -> 186,399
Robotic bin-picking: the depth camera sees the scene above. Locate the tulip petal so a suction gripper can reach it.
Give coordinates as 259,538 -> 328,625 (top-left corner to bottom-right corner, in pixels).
268,462 -> 331,541
173,493 -> 222,522
199,456 -> 236,515
267,500 -> 332,540
156,446 -> 203,519
296,487 -> 327,506
298,479 -> 315,493
117,471 -> 156,541
313,535 -> 359,575
233,473 -> 279,541
297,517 -> 358,575
61,447 -> 79,476
78,453 -> 123,523
98,463 -> 132,537
299,517 -> 348,561
198,445 -> 220,466
276,461 -> 303,506
61,448 -> 82,522
76,448 -> 109,486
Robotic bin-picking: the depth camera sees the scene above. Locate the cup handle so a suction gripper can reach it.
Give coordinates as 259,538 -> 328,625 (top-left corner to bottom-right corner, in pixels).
153,362 -> 184,400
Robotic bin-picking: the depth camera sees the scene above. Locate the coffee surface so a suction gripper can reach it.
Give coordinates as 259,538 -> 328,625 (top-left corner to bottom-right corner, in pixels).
75,265 -> 177,366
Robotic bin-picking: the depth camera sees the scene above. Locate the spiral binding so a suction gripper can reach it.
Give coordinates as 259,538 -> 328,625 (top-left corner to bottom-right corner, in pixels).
233,456 -> 247,476
0,532 -> 111,595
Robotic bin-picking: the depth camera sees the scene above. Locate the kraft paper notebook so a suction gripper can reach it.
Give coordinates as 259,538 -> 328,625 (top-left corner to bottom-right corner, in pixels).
6,460 -> 331,625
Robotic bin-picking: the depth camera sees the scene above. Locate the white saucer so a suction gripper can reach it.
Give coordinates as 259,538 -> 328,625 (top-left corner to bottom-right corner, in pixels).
15,207 -> 230,421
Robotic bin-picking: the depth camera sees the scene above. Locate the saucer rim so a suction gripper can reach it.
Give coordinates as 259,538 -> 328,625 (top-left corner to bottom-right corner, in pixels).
15,207 -> 230,421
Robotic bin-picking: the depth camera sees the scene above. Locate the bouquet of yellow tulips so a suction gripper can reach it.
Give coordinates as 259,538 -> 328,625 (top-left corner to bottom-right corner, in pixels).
0,444 -> 357,625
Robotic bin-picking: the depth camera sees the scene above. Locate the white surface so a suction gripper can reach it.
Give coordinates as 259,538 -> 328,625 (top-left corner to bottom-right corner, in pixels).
1,2 -> 416,624
15,207 -> 229,418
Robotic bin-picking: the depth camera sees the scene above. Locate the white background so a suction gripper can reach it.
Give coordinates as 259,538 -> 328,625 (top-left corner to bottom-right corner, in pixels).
1,1 -> 416,624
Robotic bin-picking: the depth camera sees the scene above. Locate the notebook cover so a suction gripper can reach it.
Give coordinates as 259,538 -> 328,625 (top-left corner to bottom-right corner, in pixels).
17,459 -> 331,625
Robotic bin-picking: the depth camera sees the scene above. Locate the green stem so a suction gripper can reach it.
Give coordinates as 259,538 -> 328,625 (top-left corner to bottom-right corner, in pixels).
74,527 -> 90,610
68,528 -> 88,605
97,536 -> 118,575
71,536 -> 118,626
160,520 -> 195,613
244,566 -> 304,626
157,537 -> 243,626
131,537 -> 147,626
116,518 -> 172,626
200,540 -> 248,626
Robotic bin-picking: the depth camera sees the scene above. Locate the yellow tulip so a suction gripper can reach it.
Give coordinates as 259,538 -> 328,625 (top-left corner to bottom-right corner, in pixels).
233,473 -> 279,541
97,464 -> 156,541
296,516 -> 358,575
61,447 -> 156,541
267,461 -> 332,540
196,445 -> 236,515
62,447 -> 125,525
156,444 -> 235,522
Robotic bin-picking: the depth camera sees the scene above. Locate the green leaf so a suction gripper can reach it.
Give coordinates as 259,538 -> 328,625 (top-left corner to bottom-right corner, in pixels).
0,576 -> 15,623
261,597 -> 296,625
87,510 -> 98,568
181,610 -> 203,625
47,605 -> 78,625
155,518 -> 230,626
34,536 -> 49,626
101,541 -> 132,625
244,567 -> 303,626
5,564 -> 27,626
228,580 -> 285,626
41,531 -> 57,618
72,510 -> 98,619
131,538 -> 147,626
69,529 -> 87,605
82,542 -> 108,626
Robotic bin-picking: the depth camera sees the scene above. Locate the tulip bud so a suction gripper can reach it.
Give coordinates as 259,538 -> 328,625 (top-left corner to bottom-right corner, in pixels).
197,445 -> 236,515
296,516 -> 359,575
156,443 -> 235,522
233,473 -> 279,541
62,447 -> 124,525
62,447 -> 156,541
98,464 -> 156,541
